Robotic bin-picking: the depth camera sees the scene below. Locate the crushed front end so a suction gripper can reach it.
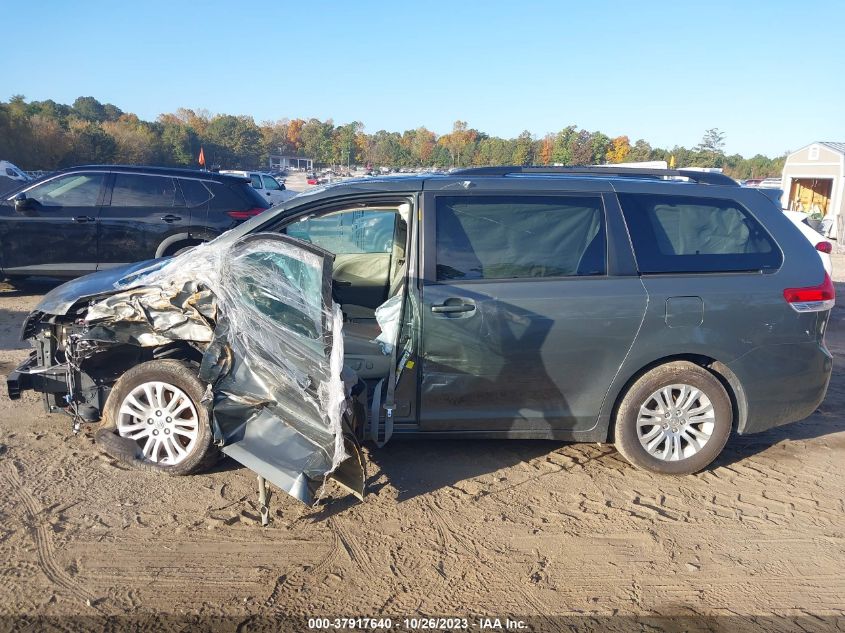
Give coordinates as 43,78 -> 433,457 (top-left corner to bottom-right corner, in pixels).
7,234 -> 368,505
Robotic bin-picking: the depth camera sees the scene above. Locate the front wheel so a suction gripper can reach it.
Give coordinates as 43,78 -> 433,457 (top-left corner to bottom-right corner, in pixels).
102,360 -> 213,475
613,361 -> 732,475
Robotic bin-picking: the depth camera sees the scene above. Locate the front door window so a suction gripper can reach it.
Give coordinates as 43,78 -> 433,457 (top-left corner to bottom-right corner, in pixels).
262,175 -> 282,191
26,173 -> 105,207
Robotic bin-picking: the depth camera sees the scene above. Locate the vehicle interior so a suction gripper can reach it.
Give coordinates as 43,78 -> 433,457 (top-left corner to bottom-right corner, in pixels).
282,201 -> 411,381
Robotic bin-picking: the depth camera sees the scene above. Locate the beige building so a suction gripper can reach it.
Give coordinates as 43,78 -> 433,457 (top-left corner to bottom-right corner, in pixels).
780,142 -> 845,238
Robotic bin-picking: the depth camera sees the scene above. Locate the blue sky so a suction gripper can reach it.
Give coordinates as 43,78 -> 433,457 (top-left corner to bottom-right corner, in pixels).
3,0 -> 844,157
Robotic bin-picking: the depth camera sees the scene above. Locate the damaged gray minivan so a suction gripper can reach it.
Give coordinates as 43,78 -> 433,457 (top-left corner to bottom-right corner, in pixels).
6,167 -> 834,505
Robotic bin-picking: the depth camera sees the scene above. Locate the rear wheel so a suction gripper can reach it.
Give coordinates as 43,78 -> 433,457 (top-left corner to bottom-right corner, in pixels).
103,360 -> 213,475
613,361 -> 732,474
3,275 -> 30,287
164,240 -> 203,257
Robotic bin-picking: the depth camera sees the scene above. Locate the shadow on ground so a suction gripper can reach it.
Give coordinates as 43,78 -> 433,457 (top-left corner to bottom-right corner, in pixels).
0,277 -> 63,298
362,438 -> 603,504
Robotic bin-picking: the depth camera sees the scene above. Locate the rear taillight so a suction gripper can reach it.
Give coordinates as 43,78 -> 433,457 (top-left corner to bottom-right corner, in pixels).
816,241 -> 833,254
783,272 -> 835,312
227,207 -> 266,220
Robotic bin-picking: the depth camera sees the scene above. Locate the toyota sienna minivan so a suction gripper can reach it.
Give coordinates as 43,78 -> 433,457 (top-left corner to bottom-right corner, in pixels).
7,166 -> 833,505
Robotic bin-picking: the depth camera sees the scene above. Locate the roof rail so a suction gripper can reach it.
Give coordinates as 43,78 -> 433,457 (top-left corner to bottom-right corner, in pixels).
449,165 -> 738,186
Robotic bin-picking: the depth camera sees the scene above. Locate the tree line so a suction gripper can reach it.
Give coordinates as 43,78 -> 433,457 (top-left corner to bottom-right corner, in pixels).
0,95 -> 785,179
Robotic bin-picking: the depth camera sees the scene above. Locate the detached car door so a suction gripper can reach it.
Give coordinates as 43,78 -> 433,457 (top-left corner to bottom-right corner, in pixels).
418,190 -> 648,436
0,171 -> 104,276
208,233 -> 365,503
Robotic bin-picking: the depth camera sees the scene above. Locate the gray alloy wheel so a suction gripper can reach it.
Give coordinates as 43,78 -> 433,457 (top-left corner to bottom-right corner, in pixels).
613,361 -> 732,475
635,384 -> 715,461
103,360 -> 214,476
115,380 -> 200,465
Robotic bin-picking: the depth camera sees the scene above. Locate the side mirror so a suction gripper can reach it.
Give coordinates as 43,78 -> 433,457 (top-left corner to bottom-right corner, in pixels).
14,192 -> 35,212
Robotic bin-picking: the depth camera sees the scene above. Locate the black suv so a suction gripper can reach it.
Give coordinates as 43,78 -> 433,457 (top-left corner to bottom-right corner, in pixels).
0,165 -> 270,279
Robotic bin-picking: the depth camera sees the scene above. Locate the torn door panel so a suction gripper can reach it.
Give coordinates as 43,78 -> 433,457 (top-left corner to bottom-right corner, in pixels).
24,233 -> 365,504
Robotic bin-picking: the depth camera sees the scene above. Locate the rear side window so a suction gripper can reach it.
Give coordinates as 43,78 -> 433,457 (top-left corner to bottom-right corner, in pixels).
435,195 -> 605,281
618,194 -> 782,274
206,181 -> 268,211
177,179 -> 212,207
111,174 -> 178,207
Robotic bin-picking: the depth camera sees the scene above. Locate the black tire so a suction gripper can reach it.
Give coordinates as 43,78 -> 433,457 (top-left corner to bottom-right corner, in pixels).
164,240 -> 203,257
613,361 -> 732,475
102,360 -> 213,476
3,275 -> 30,287
173,244 -> 199,256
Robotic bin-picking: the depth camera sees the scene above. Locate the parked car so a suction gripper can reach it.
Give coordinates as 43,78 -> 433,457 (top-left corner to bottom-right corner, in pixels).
783,210 -> 833,274
0,165 -> 270,280
7,166 -> 833,507
754,187 -> 833,273
219,170 -> 296,205
756,187 -> 785,208
0,160 -> 31,196
1,160 -> 31,183
758,177 -> 782,189
306,173 -> 319,185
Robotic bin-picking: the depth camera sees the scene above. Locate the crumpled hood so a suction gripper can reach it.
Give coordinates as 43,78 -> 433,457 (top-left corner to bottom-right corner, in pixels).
36,259 -> 167,315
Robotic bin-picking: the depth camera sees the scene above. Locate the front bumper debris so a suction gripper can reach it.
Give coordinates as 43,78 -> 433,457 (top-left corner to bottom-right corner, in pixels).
7,353 -> 68,400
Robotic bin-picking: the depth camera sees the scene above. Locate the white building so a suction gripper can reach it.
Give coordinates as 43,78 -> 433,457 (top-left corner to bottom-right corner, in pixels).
781,142 -> 845,239
269,155 -> 314,171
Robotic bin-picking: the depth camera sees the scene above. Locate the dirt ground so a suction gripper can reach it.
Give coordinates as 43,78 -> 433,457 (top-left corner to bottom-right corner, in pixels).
0,253 -> 843,631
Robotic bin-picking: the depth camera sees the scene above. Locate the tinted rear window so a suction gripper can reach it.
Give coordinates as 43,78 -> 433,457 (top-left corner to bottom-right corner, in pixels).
618,193 -> 781,274
435,195 -> 605,280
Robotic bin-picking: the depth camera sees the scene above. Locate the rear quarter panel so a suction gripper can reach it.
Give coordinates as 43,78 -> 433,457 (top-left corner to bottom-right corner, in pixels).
593,183 -> 831,439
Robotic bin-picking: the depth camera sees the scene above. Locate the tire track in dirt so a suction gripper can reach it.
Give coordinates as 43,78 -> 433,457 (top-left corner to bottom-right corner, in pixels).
330,516 -> 379,579
3,460 -> 103,612
264,519 -> 344,607
435,508 -> 562,631
391,496 -> 457,613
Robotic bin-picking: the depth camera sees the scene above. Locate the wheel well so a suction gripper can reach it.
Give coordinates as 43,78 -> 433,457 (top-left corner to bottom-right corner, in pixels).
605,354 -> 745,441
146,342 -> 204,365
161,238 -> 204,257
79,342 -> 204,413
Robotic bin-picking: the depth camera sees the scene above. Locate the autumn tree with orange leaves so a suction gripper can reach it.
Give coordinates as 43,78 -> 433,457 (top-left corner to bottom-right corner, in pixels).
538,134 -> 554,165
0,95 -> 787,179
606,136 -> 631,163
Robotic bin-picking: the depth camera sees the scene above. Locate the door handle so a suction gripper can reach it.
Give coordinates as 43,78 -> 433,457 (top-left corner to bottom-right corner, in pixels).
431,303 -> 475,314
161,215 -> 182,223
72,215 -> 96,223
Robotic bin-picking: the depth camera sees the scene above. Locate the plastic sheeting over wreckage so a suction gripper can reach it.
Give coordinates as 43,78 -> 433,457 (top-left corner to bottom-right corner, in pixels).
69,233 -> 366,504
